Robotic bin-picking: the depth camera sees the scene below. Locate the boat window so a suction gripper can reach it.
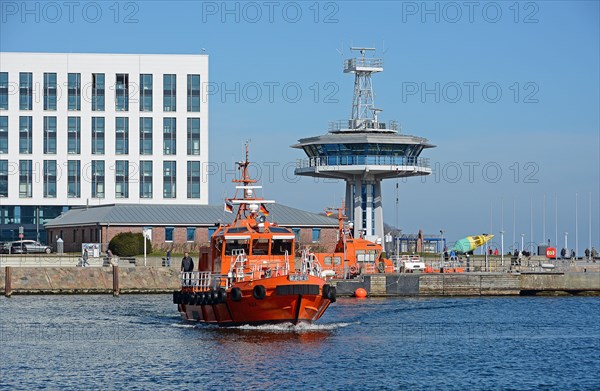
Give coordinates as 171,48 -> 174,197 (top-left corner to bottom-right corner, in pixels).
271,239 -> 292,255
324,256 -> 332,266
269,227 -> 291,234
356,250 -> 365,262
333,256 -> 342,265
225,239 -> 249,255
367,250 -> 377,262
251,239 -> 270,255
227,227 -> 248,234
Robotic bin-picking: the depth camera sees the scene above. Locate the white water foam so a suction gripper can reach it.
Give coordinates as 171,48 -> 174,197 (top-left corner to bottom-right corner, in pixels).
236,321 -> 356,332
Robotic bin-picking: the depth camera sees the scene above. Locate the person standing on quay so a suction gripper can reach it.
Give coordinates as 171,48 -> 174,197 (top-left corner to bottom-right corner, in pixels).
82,249 -> 89,267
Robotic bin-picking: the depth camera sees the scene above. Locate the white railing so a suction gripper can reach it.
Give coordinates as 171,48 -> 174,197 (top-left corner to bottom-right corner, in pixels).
180,271 -> 213,289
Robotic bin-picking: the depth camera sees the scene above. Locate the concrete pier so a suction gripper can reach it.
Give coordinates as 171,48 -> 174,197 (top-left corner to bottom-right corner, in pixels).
1,267 -> 598,296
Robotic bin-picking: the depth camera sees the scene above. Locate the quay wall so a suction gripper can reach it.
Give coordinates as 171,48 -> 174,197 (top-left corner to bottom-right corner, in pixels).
1,267 -> 599,296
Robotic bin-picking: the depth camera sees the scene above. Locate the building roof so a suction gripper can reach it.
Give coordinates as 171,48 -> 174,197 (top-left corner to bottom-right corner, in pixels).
292,132 -> 435,149
44,203 -> 339,228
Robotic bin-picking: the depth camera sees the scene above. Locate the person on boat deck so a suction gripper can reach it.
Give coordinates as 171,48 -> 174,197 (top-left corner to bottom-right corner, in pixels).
181,252 -> 194,272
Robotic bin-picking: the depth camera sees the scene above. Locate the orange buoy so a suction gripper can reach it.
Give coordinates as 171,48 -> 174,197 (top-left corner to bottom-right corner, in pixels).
354,288 -> 367,298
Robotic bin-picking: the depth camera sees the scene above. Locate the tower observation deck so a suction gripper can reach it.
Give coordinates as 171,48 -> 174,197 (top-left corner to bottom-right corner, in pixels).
292,48 -> 435,242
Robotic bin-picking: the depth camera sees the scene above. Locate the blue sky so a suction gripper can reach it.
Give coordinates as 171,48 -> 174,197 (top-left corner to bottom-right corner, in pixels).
1,1 -> 599,251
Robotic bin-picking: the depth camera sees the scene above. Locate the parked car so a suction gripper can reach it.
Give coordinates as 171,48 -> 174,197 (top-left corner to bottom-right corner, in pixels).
0,242 -> 9,254
9,240 -> 52,254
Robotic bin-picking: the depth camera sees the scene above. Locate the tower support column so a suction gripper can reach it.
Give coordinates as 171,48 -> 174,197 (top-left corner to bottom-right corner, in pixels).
373,181 -> 384,240
353,177 -> 363,237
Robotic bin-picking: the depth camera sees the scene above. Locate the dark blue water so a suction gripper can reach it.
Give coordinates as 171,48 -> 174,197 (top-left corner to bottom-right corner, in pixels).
1,295 -> 599,390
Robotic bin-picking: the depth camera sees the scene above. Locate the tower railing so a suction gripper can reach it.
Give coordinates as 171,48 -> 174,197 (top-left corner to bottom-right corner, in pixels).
296,156 -> 430,169
329,119 -> 399,132
344,58 -> 384,72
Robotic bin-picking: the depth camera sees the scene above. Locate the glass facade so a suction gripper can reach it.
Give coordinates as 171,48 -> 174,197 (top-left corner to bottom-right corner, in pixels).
140,74 -> 152,111
302,143 -> 425,161
0,160 -> 7,197
43,160 -> 57,198
115,117 -> 129,155
187,74 -> 200,112
115,160 -> 129,198
19,160 -> 32,198
116,73 -> 129,111
92,73 -> 105,111
67,160 -> 80,198
163,118 -> 176,155
140,118 -> 153,155
0,72 -> 8,109
44,73 -> 57,111
140,160 -> 153,198
68,73 -> 81,111
0,116 -> 7,153
187,118 -> 200,155
19,116 -> 32,154
163,74 -> 176,111
92,117 -> 105,154
187,161 -> 201,199
163,161 -> 176,198
91,160 -> 105,198
19,72 -> 33,110
43,116 -> 57,154
68,117 -> 81,154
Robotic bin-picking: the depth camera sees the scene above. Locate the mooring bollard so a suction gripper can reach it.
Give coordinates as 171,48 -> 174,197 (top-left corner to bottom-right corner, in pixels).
5,266 -> 12,297
113,265 -> 120,297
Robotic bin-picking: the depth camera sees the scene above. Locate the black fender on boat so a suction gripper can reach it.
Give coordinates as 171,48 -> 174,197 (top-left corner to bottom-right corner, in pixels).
173,291 -> 180,304
253,285 -> 266,300
322,284 -> 337,302
210,289 -> 218,304
230,287 -> 242,301
217,288 -> 227,302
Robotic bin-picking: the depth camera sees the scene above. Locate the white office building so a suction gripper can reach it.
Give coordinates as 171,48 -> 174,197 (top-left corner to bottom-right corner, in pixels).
0,52 -> 209,242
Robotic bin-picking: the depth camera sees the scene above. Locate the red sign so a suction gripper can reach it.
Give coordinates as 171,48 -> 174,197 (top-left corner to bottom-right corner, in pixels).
546,247 -> 556,259
18,233 -> 24,239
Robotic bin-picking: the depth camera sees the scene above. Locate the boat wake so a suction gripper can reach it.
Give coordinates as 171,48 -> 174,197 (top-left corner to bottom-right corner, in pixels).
235,321 -> 355,333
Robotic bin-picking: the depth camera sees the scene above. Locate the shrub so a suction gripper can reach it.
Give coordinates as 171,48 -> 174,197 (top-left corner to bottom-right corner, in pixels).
109,232 -> 152,257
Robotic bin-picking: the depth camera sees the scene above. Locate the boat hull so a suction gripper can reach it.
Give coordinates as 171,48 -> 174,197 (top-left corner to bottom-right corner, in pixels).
175,275 -> 334,326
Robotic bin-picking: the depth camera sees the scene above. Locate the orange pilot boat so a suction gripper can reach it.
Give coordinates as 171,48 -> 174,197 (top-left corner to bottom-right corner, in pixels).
312,205 -> 394,279
173,145 -> 336,326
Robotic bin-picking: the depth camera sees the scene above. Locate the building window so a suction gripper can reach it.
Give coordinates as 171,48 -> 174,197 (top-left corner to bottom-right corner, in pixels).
0,72 -> 8,109
139,118 -> 152,155
43,160 -> 57,198
92,117 -> 105,154
140,74 -> 152,112
140,160 -> 153,198
67,160 -> 80,198
163,161 -> 176,198
19,116 -> 32,154
187,118 -> 200,155
116,73 -> 129,111
92,73 -> 105,111
68,73 -> 81,111
187,161 -> 201,199
43,116 -> 57,154
67,117 -> 81,154
163,74 -> 176,111
115,117 -> 129,155
0,116 -> 7,153
44,73 -> 57,111
312,228 -> 321,243
115,160 -> 129,198
19,160 -> 32,198
19,72 -> 33,110
208,227 -> 216,239
187,74 -> 200,112
163,118 -> 176,155
0,160 -> 7,197
92,160 -> 105,198
165,227 -> 174,242
186,227 -> 195,242
292,228 -> 301,241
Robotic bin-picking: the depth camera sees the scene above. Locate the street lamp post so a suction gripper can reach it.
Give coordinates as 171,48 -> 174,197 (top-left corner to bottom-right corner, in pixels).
521,234 -> 525,252
440,230 -> 445,258
564,232 -> 568,259
500,230 -> 505,266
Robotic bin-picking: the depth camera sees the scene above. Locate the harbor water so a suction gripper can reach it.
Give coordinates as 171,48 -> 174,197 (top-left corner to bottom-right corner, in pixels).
1,295 -> 599,390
